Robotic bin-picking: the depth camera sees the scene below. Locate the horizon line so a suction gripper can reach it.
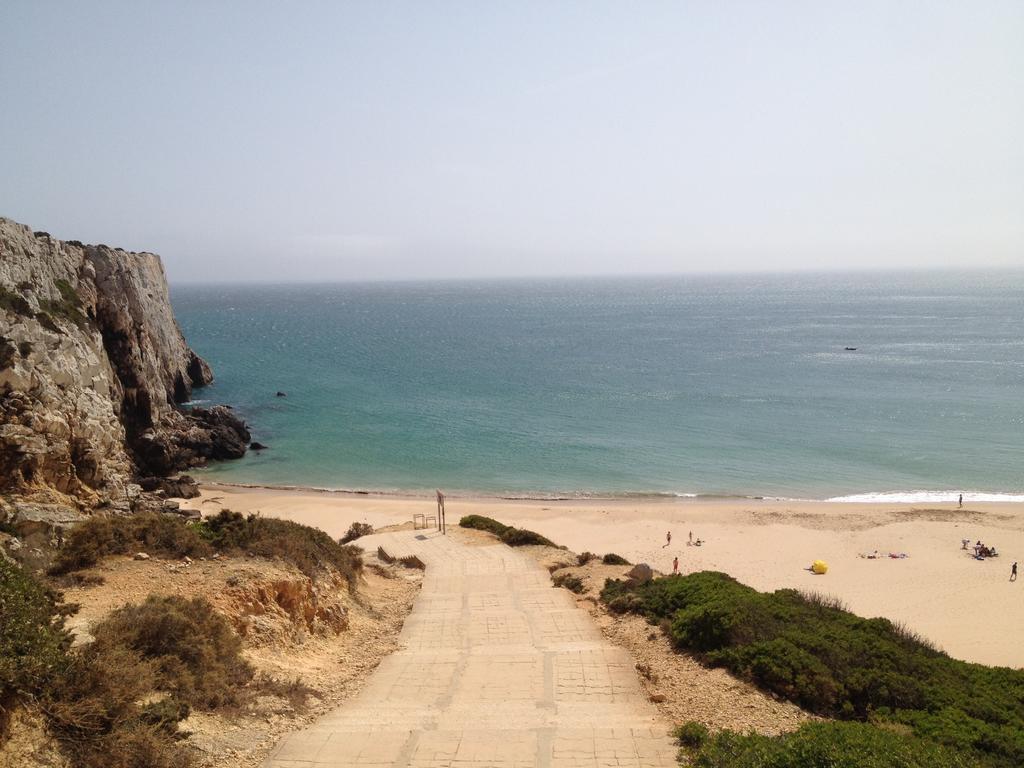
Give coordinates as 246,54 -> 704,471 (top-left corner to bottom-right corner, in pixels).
167,264 -> 1024,287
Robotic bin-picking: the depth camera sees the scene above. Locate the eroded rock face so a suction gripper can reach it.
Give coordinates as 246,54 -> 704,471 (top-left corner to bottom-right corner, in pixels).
133,405 -> 251,476
0,217 -> 246,505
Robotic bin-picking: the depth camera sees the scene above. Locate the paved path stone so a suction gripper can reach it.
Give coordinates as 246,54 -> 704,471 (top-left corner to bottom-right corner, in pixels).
264,530 -> 677,768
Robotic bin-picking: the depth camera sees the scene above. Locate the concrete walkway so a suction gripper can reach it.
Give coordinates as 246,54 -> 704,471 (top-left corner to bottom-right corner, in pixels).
264,529 -> 677,768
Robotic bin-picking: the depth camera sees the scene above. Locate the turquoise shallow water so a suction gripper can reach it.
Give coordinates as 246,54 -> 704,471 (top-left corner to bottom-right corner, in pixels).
171,272 -> 1024,500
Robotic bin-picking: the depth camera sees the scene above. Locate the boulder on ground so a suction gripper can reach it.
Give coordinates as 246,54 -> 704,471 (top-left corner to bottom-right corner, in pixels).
137,474 -> 200,498
625,563 -> 654,586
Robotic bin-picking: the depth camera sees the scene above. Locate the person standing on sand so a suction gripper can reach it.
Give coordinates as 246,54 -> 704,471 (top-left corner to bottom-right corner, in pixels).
688,531 -> 693,545
664,531 -> 671,548
1012,562 -> 1018,582
959,493 -> 963,509
673,556 -> 679,575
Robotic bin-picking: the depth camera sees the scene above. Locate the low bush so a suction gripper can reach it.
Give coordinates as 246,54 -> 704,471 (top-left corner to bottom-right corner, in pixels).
0,279 -> 91,332
601,572 -> 1024,766
340,521 -> 373,544
46,645 -> 159,745
686,721 -> 981,768
458,515 -> 557,548
197,510 -> 362,584
47,593 -> 258,766
91,594 -> 252,709
675,720 -> 710,749
601,552 -> 630,565
0,285 -> 33,317
501,527 -> 556,546
0,558 -> 71,732
553,572 -> 585,594
577,551 -> 596,566
49,514 -> 210,575
1,559 -> 193,766
49,511 -> 363,586
458,514 -> 511,537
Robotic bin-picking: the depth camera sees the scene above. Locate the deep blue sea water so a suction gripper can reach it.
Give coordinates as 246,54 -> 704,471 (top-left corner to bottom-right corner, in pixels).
171,272 -> 1024,500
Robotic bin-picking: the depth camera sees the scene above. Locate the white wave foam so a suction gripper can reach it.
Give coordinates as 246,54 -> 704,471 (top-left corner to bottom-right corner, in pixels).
825,490 -> 1024,503
181,399 -> 211,406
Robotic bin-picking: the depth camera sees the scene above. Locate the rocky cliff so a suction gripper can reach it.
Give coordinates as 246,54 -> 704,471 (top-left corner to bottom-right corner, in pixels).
0,217 -> 248,512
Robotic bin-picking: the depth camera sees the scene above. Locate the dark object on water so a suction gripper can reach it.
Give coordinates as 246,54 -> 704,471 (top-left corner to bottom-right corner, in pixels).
249,442 -> 268,450
844,346 -> 857,351
276,391 -> 287,397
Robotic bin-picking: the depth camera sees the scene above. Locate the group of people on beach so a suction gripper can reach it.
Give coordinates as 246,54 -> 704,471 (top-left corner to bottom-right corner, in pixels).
960,538 -> 1017,581
964,538 -> 1000,559
663,529 -> 704,575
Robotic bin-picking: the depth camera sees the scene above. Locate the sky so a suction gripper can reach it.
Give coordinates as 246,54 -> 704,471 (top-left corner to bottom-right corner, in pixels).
1,1 -> 1021,283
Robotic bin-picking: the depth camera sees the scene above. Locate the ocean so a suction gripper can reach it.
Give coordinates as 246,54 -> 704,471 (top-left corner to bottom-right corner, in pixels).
171,271 -> 1024,501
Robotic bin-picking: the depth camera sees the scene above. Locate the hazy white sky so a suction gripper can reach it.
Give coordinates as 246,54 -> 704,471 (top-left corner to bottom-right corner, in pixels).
1,1 -> 1021,282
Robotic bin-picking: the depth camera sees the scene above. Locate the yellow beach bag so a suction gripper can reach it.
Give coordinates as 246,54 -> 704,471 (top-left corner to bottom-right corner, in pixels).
811,560 -> 828,575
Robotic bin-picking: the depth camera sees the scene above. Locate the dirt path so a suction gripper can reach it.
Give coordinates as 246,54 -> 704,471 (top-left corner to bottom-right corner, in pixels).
263,529 -> 676,767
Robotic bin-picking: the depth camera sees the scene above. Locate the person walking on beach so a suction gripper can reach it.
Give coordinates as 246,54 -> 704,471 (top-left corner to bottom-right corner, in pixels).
959,493 -> 963,509
1012,562 -> 1018,582
664,531 -> 671,548
688,531 -> 693,545
673,556 -> 679,575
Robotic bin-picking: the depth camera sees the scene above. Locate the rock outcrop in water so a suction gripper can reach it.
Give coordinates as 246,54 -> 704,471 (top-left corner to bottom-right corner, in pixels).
0,217 -> 247,512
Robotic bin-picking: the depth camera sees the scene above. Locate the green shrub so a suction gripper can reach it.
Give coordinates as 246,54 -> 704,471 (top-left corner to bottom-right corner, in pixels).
553,572 -> 585,594
47,641 -> 194,768
49,511 -> 362,586
458,514 -> 512,537
578,551 -> 597,566
1,559 -> 192,766
602,552 -> 630,565
91,595 -> 252,709
0,285 -> 33,317
501,527 -> 556,546
340,521 -> 373,544
197,510 -> 362,584
0,558 -> 71,729
675,720 -> 710,748
688,721 -> 981,768
71,726 -> 195,768
37,279 -> 89,330
458,515 -> 557,548
54,279 -> 79,306
49,514 -> 211,575
600,572 -> 1024,766
46,644 -> 157,739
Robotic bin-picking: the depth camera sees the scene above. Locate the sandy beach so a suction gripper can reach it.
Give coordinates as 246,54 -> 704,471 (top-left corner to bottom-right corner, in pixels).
180,484 -> 1024,669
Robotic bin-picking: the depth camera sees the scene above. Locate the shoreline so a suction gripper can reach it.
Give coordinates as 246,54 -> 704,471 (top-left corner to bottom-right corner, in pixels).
179,484 -> 1024,669
192,479 -> 1024,505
